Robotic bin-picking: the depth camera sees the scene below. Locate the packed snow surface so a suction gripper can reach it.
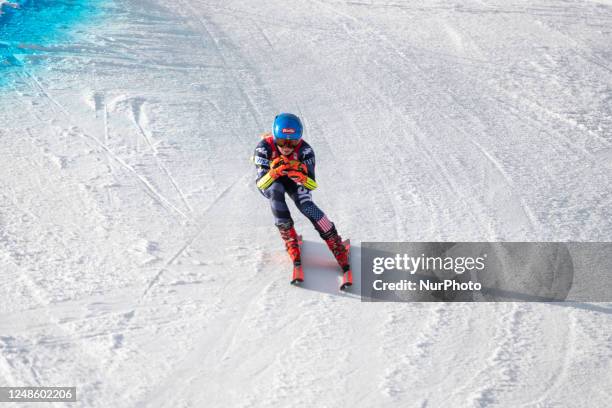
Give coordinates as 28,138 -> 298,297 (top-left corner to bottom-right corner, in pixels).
1,0 -> 611,407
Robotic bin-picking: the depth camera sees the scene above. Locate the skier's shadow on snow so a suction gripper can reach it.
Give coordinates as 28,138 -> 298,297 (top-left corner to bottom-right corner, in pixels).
296,239 -> 362,299
294,241 -> 612,315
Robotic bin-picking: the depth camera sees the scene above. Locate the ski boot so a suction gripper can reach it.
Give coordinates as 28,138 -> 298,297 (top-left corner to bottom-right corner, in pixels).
324,229 -> 352,289
278,223 -> 303,283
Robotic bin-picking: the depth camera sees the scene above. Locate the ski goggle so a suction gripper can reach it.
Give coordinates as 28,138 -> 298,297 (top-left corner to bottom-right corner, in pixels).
275,139 -> 300,148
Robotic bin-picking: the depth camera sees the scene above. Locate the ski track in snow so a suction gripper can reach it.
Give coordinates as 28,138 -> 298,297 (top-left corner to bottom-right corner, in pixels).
18,70 -> 194,223
1,0 -> 612,407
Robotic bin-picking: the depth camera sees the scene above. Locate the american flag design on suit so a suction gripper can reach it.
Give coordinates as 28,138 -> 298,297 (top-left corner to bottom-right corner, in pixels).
316,215 -> 333,233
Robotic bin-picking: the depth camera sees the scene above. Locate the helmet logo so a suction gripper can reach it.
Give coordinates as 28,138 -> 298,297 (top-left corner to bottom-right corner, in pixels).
281,128 -> 296,134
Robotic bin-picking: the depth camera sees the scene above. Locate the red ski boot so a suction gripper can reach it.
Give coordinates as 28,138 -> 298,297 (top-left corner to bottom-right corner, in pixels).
324,232 -> 352,289
278,224 -> 303,284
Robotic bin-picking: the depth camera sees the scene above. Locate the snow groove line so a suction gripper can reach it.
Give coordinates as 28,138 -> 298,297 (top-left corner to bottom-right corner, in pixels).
175,0 -> 264,132
453,303 -> 545,407
311,1 -> 490,236
263,295 -> 342,407
531,8 -> 612,76
424,70 -> 542,234
519,308 -> 574,408
101,92 -> 118,208
256,22 -> 275,50
374,7 -> 538,236
362,67 -> 486,235
496,86 -> 608,156
374,58 -> 529,236
138,252 -> 272,407
18,70 -> 194,223
140,172 -> 247,298
152,284 -> 270,407
22,70 -> 72,117
468,137 -> 539,228
436,303 -> 506,405
0,263 -> 41,389
315,46 -> 471,235
211,279 -> 283,372
419,75 -> 541,235
379,304 -> 429,400
1,254 -> 108,387
130,102 -> 195,215
80,128 -> 194,221
317,105 -> 408,238
0,344 -> 19,387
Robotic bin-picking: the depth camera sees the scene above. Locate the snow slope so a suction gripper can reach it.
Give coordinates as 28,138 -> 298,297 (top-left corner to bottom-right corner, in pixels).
1,0 -> 611,407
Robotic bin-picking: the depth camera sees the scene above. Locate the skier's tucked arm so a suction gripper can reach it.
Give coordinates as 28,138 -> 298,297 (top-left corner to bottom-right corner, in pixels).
253,139 -> 318,191
253,141 -> 297,190
257,157 -> 295,190
298,144 -> 317,190
252,140 -> 274,190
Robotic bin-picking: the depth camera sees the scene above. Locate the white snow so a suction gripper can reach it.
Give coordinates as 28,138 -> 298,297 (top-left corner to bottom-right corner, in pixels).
1,0 -> 612,407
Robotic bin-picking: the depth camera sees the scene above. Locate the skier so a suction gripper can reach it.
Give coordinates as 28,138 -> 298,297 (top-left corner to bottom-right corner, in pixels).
253,113 -> 351,287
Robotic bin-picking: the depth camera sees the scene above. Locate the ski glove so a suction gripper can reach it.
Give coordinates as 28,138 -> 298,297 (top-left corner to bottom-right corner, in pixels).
288,160 -> 308,174
268,157 -> 290,179
257,157 -> 317,191
287,169 -> 317,190
257,157 -> 289,190
287,170 -> 307,184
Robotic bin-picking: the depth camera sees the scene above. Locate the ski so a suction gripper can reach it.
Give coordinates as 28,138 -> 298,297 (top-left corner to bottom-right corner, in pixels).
339,239 -> 352,291
290,235 -> 304,285
290,236 -> 352,289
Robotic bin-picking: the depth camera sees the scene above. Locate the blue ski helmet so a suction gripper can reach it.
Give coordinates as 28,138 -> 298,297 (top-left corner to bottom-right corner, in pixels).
273,113 -> 303,141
